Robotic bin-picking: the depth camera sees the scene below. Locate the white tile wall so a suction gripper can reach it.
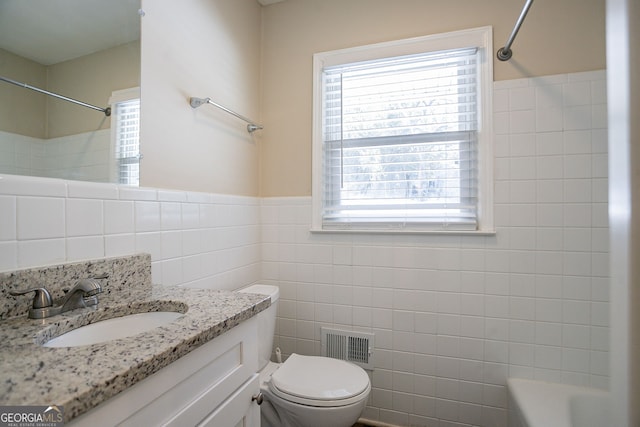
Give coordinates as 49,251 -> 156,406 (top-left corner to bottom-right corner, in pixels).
0,131 -> 44,177
0,129 -> 111,182
0,174 -> 261,290
261,71 -> 609,427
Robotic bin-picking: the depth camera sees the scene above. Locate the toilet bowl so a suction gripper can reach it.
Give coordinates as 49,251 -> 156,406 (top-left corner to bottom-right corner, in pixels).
238,284 -> 371,427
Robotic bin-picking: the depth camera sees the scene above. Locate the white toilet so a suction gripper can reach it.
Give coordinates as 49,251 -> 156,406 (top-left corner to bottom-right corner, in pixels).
238,284 -> 371,427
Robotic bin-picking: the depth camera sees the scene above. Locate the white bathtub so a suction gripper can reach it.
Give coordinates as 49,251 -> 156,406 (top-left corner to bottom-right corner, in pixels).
507,378 -> 611,427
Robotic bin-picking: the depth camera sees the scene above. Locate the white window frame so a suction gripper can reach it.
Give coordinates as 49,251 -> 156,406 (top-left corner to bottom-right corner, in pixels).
109,87 -> 141,185
311,26 -> 494,234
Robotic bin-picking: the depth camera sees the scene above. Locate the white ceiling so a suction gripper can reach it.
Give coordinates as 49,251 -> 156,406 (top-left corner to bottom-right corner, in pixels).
0,0 -> 140,66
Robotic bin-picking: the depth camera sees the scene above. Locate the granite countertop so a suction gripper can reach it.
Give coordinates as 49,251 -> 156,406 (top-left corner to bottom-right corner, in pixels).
0,284 -> 270,422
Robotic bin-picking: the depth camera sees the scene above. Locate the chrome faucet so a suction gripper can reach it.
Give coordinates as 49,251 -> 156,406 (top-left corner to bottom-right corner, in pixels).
10,274 -> 107,319
59,278 -> 103,313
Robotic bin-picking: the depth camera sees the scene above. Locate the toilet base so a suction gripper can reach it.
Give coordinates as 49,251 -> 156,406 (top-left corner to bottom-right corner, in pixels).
258,361 -> 369,427
260,386 -> 368,427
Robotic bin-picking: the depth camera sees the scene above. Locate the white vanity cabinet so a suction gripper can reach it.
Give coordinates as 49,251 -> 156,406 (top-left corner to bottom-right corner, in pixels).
69,316 -> 260,427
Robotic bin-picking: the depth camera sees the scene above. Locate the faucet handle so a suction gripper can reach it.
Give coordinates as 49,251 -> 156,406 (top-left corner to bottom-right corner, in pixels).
9,287 -> 53,309
61,273 -> 107,297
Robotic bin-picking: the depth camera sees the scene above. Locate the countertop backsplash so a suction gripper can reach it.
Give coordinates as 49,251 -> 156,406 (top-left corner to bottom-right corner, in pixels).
0,253 -> 151,320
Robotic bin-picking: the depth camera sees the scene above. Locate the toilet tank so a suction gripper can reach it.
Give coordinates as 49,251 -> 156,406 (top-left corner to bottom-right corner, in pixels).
237,284 -> 279,370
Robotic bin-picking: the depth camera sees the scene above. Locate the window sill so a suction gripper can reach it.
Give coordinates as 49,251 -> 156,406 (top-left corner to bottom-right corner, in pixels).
309,228 -> 496,236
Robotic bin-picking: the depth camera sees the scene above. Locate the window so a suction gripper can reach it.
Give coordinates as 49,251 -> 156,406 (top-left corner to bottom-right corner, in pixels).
312,27 -> 493,233
110,88 -> 140,186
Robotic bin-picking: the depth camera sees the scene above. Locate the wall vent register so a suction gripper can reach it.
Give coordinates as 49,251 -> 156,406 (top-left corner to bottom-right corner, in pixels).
321,327 -> 374,370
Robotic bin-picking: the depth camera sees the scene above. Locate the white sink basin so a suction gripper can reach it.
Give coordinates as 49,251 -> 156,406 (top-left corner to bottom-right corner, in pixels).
43,311 -> 184,347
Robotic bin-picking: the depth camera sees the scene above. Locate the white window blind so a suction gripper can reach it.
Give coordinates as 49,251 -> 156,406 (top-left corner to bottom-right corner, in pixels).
321,47 -> 480,231
114,98 -> 140,186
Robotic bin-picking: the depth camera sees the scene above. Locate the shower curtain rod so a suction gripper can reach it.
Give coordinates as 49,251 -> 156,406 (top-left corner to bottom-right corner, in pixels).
190,97 -> 263,133
497,0 -> 534,61
0,75 -> 111,116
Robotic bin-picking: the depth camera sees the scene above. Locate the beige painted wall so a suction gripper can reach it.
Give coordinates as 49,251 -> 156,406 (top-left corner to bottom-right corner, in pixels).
140,0 -> 262,196
47,41 -> 140,138
0,49 -> 47,138
259,0 -> 607,197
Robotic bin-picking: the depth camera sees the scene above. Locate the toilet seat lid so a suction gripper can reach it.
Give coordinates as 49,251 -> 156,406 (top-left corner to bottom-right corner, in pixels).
269,353 -> 370,406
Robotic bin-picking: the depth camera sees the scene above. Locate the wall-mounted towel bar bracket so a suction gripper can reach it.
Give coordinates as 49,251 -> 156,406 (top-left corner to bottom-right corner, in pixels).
190,97 -> 263,133
497,0 -> 534,61
0,75 -> 111,116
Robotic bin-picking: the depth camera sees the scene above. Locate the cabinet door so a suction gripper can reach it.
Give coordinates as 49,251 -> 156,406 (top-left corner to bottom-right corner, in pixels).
199,374 -> 260,427
242,392 -> 260,427
68,317 -> 258,427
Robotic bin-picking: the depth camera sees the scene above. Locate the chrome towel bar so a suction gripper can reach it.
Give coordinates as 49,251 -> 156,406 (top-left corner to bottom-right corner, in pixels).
190,97 -> 263,133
